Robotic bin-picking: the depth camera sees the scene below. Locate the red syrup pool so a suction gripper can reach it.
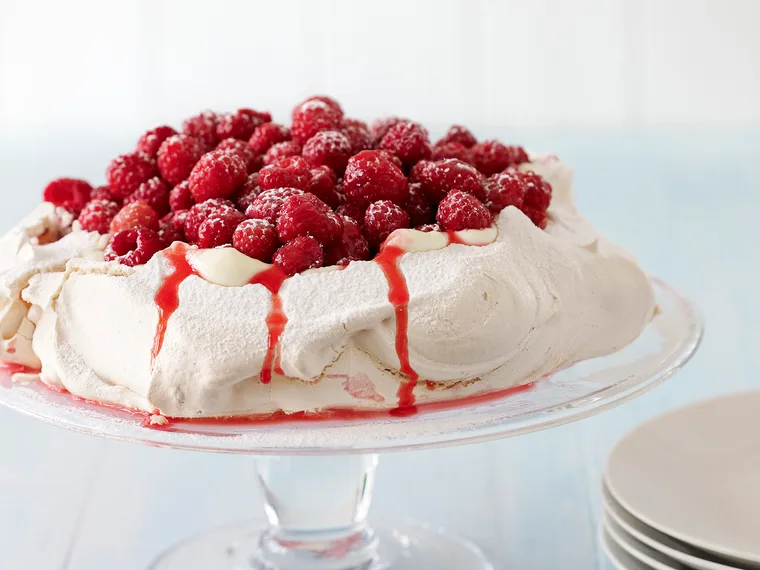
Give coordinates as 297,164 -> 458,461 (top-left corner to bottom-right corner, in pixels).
249,266 -> 288,385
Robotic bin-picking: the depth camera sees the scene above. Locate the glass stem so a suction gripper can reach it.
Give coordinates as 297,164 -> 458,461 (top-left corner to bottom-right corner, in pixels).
252,454 -> 380,570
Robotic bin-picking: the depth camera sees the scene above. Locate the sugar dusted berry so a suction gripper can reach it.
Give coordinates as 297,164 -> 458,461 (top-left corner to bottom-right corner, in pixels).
104,228 -> 163,267
306,166 -> 341,208
378,121 -> 432,167
277,193 -> 343,245
437,125 -> 477,148
110,200 -> 160,233
258,156 -> 311,191
184,198 -> 237,243
91,185 -> 118,203
158,210 -> 188,245
106,153 -> 157,199
125,177 -> 170,216
42,178 -> 93,214
414,158 -> 486,203
217,138 -> 258,173
234,173 -> 261,211
302,130 -> 352,174
78,199 -> 120,234
518,170 -> 552,211
197,208 -> 245,248
403,182 -> 434,226
263,140 -> 302,166
432,141 -> 473,163
522,206 -> 548,229
187,149 -> 248,202
340,123 -> 374,154
342,150 -> 409,206
335,202 -> 366,224
471,141 -> 528,175
216,108 -> 267,141
295,95 -> 343,119
232,218 -> 279,262
291,100 -> 341,145
157,134 -> 205,186
436,190 -> 492,231
137,125 -> 178,157
249,123 -> 291,155
324,216 -> 370,266
483,171 -> 525,213
169,180 -> 195,212
364,200 -> 410,247
182,111 -> 220,149
246,188 -> 304,224
370,117 -> 405,144
416,223 -> 441,232
273,235 -> 324,276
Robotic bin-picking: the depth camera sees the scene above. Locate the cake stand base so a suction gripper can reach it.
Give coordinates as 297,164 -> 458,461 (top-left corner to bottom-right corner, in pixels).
150,522 -> 492,570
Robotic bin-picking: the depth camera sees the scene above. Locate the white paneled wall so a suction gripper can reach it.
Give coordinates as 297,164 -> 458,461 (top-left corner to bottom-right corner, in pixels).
0,0 -> 758,137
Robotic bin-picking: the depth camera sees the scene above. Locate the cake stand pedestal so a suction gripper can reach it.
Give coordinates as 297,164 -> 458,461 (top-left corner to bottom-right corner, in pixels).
0,279 -> 701,570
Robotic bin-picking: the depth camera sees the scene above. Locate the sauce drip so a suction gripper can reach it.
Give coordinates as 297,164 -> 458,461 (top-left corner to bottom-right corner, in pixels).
250,266 -> 288,384
374,244 -> 418,415
151,244 -> 196,369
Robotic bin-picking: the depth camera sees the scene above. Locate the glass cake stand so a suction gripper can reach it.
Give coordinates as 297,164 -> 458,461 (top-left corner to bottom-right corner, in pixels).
0,278 -> 701,570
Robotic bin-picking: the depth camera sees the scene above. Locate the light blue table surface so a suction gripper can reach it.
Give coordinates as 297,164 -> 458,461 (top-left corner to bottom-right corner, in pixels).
0,130 -> 757,570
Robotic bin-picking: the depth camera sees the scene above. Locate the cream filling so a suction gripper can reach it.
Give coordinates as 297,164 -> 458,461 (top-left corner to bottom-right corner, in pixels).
0,154 -> 656,417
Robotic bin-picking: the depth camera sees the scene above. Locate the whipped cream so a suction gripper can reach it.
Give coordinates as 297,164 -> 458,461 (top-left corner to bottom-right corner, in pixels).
0,155 -> 656,417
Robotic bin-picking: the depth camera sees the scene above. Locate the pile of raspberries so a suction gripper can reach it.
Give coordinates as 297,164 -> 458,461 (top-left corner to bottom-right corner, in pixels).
42,96 -> 552,275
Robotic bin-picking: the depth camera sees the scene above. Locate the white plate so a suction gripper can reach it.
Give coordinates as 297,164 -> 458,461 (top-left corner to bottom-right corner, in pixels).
602,523 -> 667,570
605,391 -> 760,565
602,484 -> 743,570
603,514 -> 685,570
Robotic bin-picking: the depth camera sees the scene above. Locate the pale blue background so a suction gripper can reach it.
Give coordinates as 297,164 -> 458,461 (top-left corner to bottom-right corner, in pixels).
0,129 -> 757,569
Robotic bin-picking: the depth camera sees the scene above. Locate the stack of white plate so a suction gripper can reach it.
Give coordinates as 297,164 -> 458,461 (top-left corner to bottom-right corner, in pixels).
600,391 -> 760,570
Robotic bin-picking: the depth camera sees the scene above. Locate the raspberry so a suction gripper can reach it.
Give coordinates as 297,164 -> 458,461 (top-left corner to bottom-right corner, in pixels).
416,223 -> 441,232
335,202 -> 366,224
370,117 -> 405,144
341,117 -> 368,130
276,193 -> 343,245
342,150 -> 409,206
437,125 -> 477,148
378,149 -> 404,170
414,158 -> 486,203
517,171 -> 552,211
522,206 -> 548,229
258,156 -> 311,191
184,198 -> 236,243
273,235 -> 323,277
216,108 -> 268,141
340,123 -> 374,154
157,134 -> 205,186
232,218 -> 279,262
471,141 -> 528,175
249,123 -> 291,155
291,100 -> 341,145
104,228 -> 163,267
409,160 -> 430,183
137,125 -> 178,157
187,149 -> 248,202
91,185 -> 119,203
217,138 -> 258,173
263,140 -> 302,166
432,141 -> 473,163
182,111 -> 220,149
240,108 -> 272,126
124,177 -> 170,216
295,95 -> 343,119
302,130 -> 352,174
324,216 -> 370,266
169,180 -> 195,212
78,199 -> 120,234
378,121 -> 432,167
435,190 -> 492,231
42,178 -> 93,215
106,153 -> 157,199
306,166 -> 341,208
197,208 -> 245,248
364,200 -> 410,247
483,171 -> 525,213
403,182 -> 434,226
158,210 -> 188,245
234,173 -> 261,211
246,188 -> 304,224
110,200 -> 160,233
